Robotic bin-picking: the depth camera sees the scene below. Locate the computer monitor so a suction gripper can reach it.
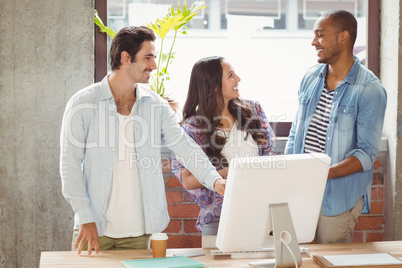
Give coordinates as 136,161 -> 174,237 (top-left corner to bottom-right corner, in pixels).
216,153 -> 331,267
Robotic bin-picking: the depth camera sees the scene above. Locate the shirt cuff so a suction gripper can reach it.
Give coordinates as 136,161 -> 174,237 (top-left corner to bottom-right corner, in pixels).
204,176 -> 220,192
347,149 -> 373,171
75,206 -> 96,226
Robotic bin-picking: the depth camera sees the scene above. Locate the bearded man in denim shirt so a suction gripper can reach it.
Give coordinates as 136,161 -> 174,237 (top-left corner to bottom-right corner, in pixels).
60,26 -> 226,255
285,10 -> 387,244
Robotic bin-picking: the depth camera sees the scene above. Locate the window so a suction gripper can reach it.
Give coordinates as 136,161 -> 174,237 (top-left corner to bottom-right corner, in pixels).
299,0 -> 365,29
96,0 -> 370,129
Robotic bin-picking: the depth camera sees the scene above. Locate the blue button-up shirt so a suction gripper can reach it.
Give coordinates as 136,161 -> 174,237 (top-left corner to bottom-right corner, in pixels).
60,76 -> 221,235
285,59 -> 387,216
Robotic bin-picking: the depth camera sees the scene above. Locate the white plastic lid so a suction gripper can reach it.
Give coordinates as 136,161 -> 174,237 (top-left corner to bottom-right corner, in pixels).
151,233 -> 168,240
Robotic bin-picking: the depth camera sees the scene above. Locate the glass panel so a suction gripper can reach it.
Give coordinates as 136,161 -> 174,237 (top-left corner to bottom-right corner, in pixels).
227,0 -> 287,30
227,0 -> 281,18
298,0 -> 364,30
108,0 -> 126,18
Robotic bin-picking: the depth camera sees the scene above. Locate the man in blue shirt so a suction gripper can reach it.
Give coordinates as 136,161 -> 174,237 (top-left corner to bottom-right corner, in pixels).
60,26 -> 226,255
285,10 -> 386,243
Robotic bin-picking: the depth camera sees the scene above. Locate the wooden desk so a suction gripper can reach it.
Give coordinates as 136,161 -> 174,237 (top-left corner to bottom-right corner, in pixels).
39,241 -> 402,268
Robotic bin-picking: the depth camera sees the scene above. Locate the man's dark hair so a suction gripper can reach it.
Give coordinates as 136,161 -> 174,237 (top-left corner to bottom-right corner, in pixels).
109,26 -> 156,71
322,10 -> 358,47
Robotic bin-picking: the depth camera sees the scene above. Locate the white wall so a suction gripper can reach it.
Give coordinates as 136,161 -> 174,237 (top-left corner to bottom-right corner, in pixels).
380,0 -> 402,240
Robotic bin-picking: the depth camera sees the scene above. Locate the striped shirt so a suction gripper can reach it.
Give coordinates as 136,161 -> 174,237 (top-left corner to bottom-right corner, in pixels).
304,87 -> 334,153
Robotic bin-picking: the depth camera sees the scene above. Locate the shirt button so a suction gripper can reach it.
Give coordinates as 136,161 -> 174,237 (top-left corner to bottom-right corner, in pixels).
327,137 -> 330,140
344,109 -> 346,112
335,91 -> 338,94
329,120 -> 332,124
109,104 -> 116,111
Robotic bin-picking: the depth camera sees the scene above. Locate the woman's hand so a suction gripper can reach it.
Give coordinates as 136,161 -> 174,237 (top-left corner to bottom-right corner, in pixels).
181,168 -> 227,196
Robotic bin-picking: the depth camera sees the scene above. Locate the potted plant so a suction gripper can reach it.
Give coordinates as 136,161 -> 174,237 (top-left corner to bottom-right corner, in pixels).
94,1 -> 205,110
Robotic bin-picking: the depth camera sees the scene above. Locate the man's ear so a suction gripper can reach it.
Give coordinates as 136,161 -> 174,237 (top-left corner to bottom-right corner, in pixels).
120,51 -> 131,65
339,30 -> 350,46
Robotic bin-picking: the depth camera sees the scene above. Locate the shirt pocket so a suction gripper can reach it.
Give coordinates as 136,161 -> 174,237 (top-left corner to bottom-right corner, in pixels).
297,94 -> 310,121
336,105 -> 356,133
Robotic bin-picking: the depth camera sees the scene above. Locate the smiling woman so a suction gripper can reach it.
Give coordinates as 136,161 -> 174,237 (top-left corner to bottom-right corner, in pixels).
171,55 -> 276,237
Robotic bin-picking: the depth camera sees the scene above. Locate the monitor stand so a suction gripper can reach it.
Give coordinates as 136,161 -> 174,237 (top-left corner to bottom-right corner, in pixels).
249,203 -> 302,268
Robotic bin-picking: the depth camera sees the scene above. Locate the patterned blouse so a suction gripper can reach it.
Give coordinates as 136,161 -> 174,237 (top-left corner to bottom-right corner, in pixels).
171,100 -> 276,232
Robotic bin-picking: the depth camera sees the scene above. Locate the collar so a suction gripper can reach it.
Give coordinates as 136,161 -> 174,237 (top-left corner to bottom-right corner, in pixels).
99,75 -> 152,101
99,75 -> 113,101
135,83 -> 153,101
319,56 -> 361,86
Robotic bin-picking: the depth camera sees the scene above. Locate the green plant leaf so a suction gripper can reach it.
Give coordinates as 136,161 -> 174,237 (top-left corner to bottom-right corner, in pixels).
171,5 -> 176,16
146,15 -> 183,39
173,1 -> 206,31
94,10 -> 116,38
183,1 -> 188,14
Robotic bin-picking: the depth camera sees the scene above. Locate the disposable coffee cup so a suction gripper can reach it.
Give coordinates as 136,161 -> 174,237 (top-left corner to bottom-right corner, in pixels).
150,233 -> 168,258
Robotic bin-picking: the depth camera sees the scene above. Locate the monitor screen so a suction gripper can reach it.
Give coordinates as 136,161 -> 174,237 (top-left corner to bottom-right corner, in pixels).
216,153 -> 331,252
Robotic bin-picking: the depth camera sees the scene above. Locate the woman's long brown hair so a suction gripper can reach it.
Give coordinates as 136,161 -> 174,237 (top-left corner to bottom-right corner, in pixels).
181,56 -> 266,168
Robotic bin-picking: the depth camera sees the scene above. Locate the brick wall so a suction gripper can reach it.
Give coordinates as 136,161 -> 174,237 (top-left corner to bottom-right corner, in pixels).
162,151 -> 387,248
353,152 -> 386,242
163,175 -> 201,248
161,156 -> 201,248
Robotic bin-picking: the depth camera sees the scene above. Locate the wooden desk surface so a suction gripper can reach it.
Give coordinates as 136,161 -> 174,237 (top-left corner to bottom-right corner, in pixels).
39,241 -> 402,268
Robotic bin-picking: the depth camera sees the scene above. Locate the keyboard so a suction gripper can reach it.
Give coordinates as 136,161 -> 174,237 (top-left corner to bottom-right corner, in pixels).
210,246 -> 310,259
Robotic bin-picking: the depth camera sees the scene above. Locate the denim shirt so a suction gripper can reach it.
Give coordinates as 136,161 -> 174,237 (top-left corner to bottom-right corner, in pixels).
60,76 -> 221,235
285,59 -> 387,216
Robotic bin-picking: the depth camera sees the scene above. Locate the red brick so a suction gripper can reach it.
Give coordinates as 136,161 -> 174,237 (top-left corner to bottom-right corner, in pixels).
366,232 -> 384,242
369,201 -> 384,215
373,158 -> 382,169
355,216 -> 384,230
372,173 -> 384,185
163,220 -> 181,233
161,159 -> 172,173
166,176 -> 183,188
166,191 -> 183,203
168,204 -> 200,218
167,235 -> 201,248
371,187 -> 384,201
183,220 -> 199,234
352,231 -> 364,243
